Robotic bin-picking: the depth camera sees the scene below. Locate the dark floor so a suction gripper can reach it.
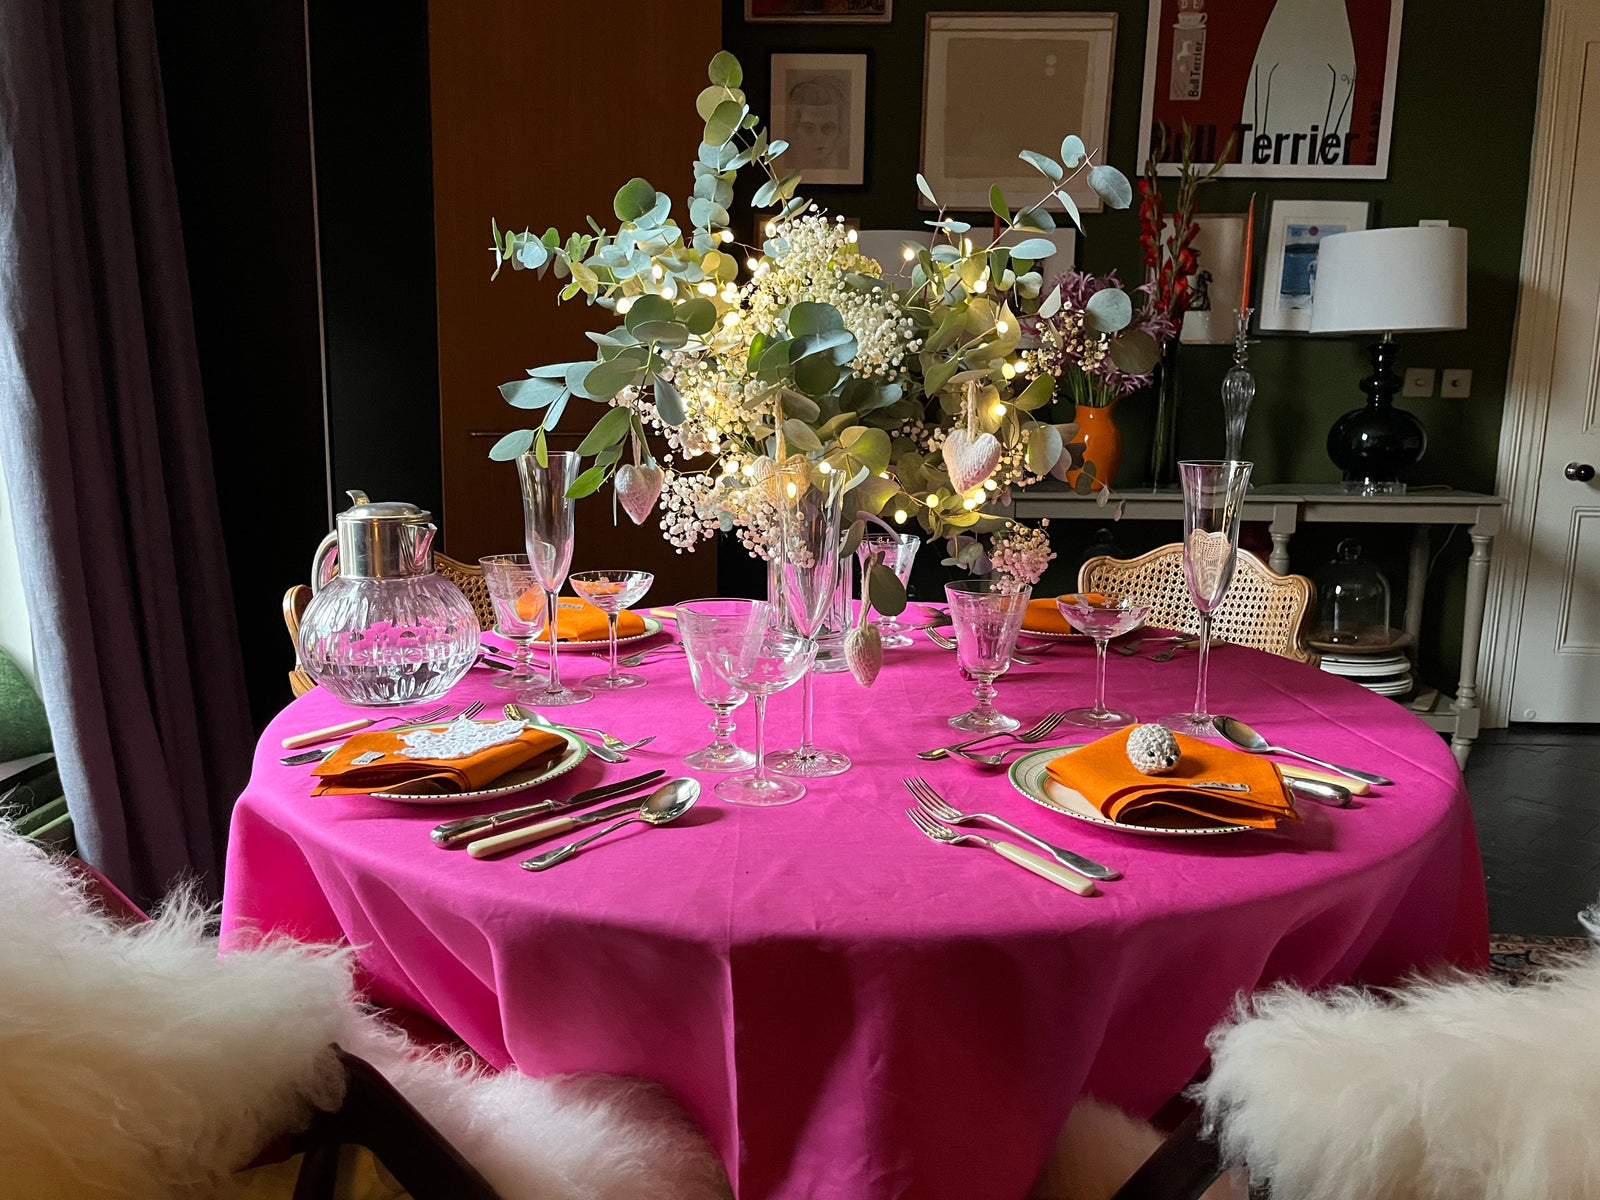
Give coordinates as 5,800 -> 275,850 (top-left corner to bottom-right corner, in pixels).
1466,723 -> 1600,936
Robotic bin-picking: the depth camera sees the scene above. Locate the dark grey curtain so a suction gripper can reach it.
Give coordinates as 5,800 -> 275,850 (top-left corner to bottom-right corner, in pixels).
0,0 -> 253,901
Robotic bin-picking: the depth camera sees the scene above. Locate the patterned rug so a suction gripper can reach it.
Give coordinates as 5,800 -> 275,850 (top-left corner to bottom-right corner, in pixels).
1489,934 -> 1593,985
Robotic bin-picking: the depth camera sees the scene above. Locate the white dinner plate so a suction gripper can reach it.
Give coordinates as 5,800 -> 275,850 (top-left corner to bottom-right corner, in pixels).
372,725 -> 588,805
1319,653 -> 1410,674
1008,745 -> 1255,838
1362,677 -> 1415,697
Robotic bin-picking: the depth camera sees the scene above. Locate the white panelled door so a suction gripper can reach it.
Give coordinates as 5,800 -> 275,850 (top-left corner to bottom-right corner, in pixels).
1508,9 -> 1600,721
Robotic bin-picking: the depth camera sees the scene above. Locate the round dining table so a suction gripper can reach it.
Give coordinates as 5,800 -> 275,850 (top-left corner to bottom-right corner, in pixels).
222,621 -> 1488,1200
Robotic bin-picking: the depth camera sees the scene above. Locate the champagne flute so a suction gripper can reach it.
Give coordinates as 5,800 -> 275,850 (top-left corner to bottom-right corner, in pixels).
515,449 -> 591,707
944,579 -> 1032,733
766,457 -> 850,778
1160,459 -> 1252,736
857,532 -> 920,648
479,554 -> 547,691
709,607 -> 817,806
569,569 -> 654,690
1056,593 -> 1150,729
676,598 -> 758,771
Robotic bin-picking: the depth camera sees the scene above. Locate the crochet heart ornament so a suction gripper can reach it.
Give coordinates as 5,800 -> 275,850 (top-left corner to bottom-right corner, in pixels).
942,428 -> 1001,493
614,463 -> 665,526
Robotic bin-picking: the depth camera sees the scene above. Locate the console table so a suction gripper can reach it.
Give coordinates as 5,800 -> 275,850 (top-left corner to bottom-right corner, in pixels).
1010,483 -> 1505,767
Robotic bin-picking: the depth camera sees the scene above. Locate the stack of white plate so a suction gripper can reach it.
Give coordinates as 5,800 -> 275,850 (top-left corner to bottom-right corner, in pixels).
1318,651 -> 1413,697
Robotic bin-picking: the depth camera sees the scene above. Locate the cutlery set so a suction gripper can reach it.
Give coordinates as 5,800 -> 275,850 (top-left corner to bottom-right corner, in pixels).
277,609 -> 1394,891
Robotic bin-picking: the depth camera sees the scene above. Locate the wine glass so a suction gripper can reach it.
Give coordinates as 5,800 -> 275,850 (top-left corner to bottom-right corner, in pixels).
1056,593 -> 1151,729
675,598 -> 758,772
709,608 -> 817,806
766,457 -> 850,778
1161,459 -> 1253,736
479,554 -> 547,692
569,569 -> 654,690
515,449 -> 591,707
856,532 -> 920,648
944,579 -> 1032,733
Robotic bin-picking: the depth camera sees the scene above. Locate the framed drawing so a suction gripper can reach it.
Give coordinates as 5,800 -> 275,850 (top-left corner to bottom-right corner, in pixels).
770,53 -> 869,186
854,227 -> 1076,284
1173,214 -> 1247,344
1137,0 -> 1404,179
921,13 -> 1117,213
1256,199 -> 1370,332
746,0 -> 891,22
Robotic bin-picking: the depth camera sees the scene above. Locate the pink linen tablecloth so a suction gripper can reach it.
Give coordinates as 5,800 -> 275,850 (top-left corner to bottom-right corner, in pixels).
223,627 -> 1487,1200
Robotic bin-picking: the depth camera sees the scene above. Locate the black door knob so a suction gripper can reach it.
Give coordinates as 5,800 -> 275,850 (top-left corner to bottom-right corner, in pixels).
1567,462 -> 1596,482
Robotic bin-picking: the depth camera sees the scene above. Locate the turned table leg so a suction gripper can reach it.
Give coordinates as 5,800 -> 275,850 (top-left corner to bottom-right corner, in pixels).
1451,528 -> 1495,768
1405,526 -> 1429,639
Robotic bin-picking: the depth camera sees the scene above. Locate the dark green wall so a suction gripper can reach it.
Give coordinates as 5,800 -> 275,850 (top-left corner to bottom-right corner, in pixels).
726,0 -> 1544,693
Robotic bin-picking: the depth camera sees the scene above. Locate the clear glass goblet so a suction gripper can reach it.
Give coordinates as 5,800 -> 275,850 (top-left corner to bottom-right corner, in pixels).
515,449 -> 591,707
766,457 -> 850,779
944,579 -> 1032,733
1056,593 -> 1151,729
674,598 -> 758,772
569,569 -> 654,691
857,532 -> 921,648
710,613 -> 817,806
479,554 -> 547,692
1161,459 -> 1253,736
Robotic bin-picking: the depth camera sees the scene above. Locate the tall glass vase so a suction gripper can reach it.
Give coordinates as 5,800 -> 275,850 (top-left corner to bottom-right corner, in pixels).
1148,338 -> 1182,488
769,552 -> 852,673
766,457 -> 850,778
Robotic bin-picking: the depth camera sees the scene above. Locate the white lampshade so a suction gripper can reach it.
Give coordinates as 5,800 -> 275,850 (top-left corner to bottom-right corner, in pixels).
1309,226 -> 1468,335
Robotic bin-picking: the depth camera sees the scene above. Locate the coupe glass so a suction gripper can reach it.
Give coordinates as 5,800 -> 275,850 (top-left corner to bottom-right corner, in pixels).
856,532 -> 920,648
766,457 -> 851,778
709,610 -> 817,806
479,554 -> 547,692
1056,593 -> 1150,729
1161,459 -> 1253,736
675,598 -> 758,772
569,569 -> 654,690
515,449 -> 591,707
944,579 -> 1032,733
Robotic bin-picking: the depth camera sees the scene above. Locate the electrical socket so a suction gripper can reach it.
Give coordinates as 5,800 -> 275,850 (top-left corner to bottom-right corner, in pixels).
1402,368 -> 1437,398
1440,369 -> 1472,398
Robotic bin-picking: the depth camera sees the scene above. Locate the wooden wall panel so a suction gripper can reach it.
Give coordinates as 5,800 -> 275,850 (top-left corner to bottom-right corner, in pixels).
429,0 -> 722,600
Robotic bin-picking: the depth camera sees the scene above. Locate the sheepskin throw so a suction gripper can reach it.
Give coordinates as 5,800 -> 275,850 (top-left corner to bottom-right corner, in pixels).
0,825 -> 729,1200
1198,930 -> 1600,1200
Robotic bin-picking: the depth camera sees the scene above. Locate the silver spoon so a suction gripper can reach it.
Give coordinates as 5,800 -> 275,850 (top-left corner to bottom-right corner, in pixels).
521,778 -> 698,871
1213,715 -> 1394,787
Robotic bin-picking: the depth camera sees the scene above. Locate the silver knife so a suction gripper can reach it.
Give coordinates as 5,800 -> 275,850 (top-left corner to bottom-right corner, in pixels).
430,769 -> 664,847
468,795 -> 647,859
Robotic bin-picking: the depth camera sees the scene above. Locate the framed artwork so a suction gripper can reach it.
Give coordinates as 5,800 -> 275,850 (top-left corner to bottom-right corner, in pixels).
770,53 -> 869,186
921,13 -> 1117,213
1137,0 -> 1404,179
745,0 -> 891,22
1173,214 -> 1246,344
853,227 -> 1076,284
1256,199 -> 1371,332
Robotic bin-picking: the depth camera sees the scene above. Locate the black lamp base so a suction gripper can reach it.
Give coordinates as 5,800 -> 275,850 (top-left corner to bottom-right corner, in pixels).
1326,339 -> 1427,496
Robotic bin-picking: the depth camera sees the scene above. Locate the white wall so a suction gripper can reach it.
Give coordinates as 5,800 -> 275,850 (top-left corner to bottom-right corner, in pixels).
0,449 -> 37,690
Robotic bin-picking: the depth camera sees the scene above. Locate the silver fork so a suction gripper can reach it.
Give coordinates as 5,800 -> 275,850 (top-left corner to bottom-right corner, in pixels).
917,711 -> 1067,761
905,807 -> 1097,896
905,776 -> 1119,880
279,701 -> 483,766
924,626 -> 1041,666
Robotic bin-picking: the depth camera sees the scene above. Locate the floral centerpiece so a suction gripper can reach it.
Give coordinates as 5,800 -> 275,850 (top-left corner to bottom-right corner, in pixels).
484,51 -> 1145,599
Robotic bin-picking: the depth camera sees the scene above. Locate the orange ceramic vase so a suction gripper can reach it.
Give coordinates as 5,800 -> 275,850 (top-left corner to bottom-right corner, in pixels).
1067,400 -> 1122,492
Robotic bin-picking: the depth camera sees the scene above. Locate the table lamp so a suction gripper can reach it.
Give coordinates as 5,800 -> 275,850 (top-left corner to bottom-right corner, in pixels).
1310,226 -> 1468,495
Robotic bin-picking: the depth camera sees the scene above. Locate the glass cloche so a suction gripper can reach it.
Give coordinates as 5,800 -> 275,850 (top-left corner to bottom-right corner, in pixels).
1311,538 -> 1392,648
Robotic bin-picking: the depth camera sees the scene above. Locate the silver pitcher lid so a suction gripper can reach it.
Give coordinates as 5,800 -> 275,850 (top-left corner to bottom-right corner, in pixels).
327,490 -> 437,582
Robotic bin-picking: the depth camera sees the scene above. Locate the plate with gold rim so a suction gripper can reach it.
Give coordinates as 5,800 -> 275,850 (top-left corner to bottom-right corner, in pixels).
366,724 -> 589,805
1007,744 -> 1254,838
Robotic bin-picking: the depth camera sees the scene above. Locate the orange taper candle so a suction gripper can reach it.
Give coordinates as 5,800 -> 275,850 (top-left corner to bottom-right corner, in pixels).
1239,194 -> 1256,311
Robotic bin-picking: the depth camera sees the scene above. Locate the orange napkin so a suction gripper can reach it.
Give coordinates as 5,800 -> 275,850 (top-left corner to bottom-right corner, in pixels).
540,598 -> 648,643
311,724 -> 568,796
1021,593 -> 1107,635
1046,728 -> 1297,829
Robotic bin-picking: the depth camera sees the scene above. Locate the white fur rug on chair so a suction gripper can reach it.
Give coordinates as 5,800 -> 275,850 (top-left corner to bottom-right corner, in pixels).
1198,923 -> 1600,1200
0,825 -> 730,1200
